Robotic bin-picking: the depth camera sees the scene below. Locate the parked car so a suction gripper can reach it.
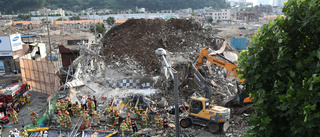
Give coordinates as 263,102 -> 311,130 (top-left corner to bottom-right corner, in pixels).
239,27 -> 246,30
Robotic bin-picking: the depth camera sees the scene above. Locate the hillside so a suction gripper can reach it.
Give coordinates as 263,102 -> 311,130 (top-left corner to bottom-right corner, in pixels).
0,0 -> 228,14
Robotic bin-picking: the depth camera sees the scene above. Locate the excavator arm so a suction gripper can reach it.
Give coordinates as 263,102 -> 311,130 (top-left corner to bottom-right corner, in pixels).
193,47 -> 251,105
194,47 -> 245,83
183,63 -> 212,99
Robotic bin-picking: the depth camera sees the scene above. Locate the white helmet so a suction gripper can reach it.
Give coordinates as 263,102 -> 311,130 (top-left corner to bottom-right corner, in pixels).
9,130 -> 13,134
14,128 -> 18,132
44,130 -> 48,134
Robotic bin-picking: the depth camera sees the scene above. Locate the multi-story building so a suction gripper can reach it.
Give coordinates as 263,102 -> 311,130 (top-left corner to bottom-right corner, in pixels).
206,9 -> 231,21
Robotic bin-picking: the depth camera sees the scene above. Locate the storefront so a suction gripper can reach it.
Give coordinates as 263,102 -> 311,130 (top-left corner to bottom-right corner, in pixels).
0,34 -> 23,73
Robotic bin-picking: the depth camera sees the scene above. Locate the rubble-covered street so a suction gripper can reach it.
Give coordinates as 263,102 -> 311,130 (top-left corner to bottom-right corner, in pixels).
66,18 -> 251,137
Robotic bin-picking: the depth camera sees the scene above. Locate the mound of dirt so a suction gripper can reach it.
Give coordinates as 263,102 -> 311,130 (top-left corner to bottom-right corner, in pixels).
100,18 -> 222,74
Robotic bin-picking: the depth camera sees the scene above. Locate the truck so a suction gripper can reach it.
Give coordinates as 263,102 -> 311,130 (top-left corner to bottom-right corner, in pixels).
0,83 -> 29,121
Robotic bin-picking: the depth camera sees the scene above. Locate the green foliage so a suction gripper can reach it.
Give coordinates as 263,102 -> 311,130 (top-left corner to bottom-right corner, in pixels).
208,17 -> 213,23
56,17 -> 67,21
106,17 -> 115,25
217,19 -> 221,23
238,0 -> 320,136
18,14 -> 30,20
90,22 -> 106,36
69,15 -> 80,20
191,11 -> 196,16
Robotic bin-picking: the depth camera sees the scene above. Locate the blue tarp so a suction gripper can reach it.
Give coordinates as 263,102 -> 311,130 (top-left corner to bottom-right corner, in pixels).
21,34 -> 37,38
231,38 -> 247,50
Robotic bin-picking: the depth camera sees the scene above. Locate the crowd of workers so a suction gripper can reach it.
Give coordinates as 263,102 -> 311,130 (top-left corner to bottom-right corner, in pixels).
8,93 -> 171,137
55,95 -> 171,137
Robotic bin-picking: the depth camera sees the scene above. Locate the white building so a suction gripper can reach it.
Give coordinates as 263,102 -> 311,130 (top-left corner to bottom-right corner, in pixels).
136,7 -> 146,13
207,9 -> 231,21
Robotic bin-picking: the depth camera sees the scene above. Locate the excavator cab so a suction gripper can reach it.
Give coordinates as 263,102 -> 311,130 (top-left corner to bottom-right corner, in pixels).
180,97 -> 230,134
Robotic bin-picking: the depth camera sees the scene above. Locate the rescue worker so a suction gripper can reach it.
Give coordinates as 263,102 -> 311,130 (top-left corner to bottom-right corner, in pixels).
141,111 -> 148,128
67,98 -> 73,116
20,125 -> 27,137
162,113 -> 169,131
71,102 -> 77,117
91,98 -> 95,114
130,120 -> 138,133
56,100 -> 61,112
154,112 -> 161,131
96,109 -> 101,125
81,96 -> 86,110
65,111 -> 72,129
106,103 -> 113,118
11,109 -> 18,124
126,113 -> 131,129
93,95 -> 97,110
120,120 -> 129,137
26,93 -> 31,106
43,130 -> 48,137
58,111 -> 65,128
60,100 -> 65,113
30,111 -> 38,127
75,102 -> 81,117
82,111 -> 90,128
8,130 -> 13,137
87,98 -> 92,113
114,109 -> 119,125
209,97 -> 215,109
13,128 -> 20,137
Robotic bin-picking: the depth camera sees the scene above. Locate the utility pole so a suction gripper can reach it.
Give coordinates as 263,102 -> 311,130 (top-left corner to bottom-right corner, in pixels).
46,8 -> 53,63
62,12 -> 65,42
93,12 -> 97,44
155,48 -> 180,137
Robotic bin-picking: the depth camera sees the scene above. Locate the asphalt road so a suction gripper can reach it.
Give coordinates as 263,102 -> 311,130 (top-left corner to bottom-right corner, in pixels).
1,91 -> 49,137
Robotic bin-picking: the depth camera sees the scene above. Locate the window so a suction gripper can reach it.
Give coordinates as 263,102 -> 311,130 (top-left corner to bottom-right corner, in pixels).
190,100 -> 203,114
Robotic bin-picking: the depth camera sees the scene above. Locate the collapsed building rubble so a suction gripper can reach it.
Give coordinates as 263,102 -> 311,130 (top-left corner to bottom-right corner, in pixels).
56,18 -> 251,136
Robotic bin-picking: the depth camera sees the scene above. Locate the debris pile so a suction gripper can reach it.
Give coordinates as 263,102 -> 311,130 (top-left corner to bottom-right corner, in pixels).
70,18 -> 250,137
100,18 -> 223,74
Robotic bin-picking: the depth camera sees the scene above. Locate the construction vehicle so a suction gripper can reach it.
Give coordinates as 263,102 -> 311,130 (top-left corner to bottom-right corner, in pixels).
180,96 -> 230,133
0,83 -> 29,117
180,63 -> 230,133
192,47 -> 252,105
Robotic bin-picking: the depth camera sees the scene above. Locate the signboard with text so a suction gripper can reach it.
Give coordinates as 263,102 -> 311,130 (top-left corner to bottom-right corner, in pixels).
0,33 -> 23,53
0,35 -> 12,52
9,34 -> 23,51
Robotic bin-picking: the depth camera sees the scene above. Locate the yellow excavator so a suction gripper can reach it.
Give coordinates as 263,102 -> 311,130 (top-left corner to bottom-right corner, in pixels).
180,62 -> 230,133
192,47 -> 252,105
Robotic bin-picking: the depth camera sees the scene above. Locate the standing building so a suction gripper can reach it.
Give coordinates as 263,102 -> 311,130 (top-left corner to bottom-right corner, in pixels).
206,9 -> 231,21
0,33 -> 27,73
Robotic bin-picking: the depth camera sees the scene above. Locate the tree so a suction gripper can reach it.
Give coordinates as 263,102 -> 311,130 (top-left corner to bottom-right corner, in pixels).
217,19 -> 221,23
208,17 -> 213,23
106,17 -> 115,25
90,22 -> 106,36
56,17 -> 67,21
191,11 -> 196,16
69,16 -> 80,20
238,0 -> 320,136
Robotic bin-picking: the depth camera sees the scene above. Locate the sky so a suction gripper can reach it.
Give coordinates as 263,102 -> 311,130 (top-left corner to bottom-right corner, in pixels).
245,0 -> 273,6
